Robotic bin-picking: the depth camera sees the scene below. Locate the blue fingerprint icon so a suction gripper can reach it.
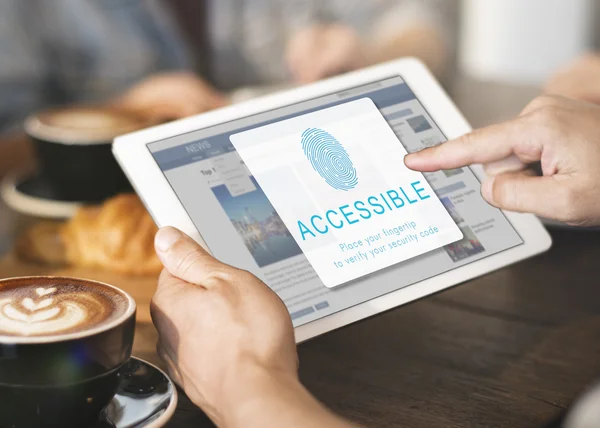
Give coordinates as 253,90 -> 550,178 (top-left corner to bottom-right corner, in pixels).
301,128 -> 358,191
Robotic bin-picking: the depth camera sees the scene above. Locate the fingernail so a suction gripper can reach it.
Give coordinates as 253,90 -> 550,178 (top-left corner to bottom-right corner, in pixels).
481,177 -> 495,204
155,227 -> 182,252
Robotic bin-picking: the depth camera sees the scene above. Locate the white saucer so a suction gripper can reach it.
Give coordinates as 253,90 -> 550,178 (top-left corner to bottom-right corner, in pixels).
0,171 -> 82,219
98,357 -> 178,428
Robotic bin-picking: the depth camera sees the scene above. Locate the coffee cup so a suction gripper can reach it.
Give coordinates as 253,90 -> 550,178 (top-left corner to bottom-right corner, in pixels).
24,107 -> 150,203
0,276 -> 136,427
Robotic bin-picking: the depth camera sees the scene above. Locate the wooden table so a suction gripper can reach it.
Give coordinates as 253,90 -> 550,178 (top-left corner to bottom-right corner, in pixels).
2,77 -> 599,427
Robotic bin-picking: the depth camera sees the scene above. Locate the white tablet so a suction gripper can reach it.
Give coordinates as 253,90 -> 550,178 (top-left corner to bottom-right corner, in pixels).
113,58 -> 551,342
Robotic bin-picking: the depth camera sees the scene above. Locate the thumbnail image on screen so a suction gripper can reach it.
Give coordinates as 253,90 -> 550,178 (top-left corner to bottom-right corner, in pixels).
211,177 -> 302,267
444,226 -> 485,262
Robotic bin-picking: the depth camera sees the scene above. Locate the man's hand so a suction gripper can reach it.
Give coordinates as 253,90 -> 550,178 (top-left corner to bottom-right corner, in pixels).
152,227 -> 353,428
151,227 -> 297,423
545,53 -> 600,104
115,72 -> 226,123
405,96 -> 600,227
286,24 -> 366,84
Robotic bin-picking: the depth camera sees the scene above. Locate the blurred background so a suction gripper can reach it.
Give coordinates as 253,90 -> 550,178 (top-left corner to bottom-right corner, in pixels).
2,0 -> 600,248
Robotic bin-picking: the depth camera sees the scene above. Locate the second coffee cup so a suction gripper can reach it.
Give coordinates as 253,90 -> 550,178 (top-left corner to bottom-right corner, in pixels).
24,107 -> 149,203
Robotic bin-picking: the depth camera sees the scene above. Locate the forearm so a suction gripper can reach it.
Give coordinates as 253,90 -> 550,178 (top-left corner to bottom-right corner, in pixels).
368,25 -> 447,77
219,365 -> 356,428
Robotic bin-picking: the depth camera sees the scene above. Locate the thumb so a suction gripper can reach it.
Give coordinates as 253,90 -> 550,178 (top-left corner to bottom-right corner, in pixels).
482,171 -> 569,219
154,227 -> 227,287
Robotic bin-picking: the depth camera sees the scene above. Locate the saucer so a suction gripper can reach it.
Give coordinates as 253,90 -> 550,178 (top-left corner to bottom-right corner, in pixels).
95,357 -> 178,428
0,170 -> 82,219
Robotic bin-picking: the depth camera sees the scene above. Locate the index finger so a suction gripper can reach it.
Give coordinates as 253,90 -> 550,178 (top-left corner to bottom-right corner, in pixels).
404,116 -> 543,172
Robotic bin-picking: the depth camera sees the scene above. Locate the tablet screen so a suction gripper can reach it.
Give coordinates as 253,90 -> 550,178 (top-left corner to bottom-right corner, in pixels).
147,76 -> 523,327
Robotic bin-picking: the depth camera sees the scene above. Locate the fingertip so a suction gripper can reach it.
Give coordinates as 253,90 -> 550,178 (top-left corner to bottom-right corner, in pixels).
404,150 -> 437,172
155,227 -> 183,253
403,153 -> 420,170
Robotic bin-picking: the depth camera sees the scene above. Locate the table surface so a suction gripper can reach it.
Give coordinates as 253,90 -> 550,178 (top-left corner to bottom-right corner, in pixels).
2,77 -> 599,428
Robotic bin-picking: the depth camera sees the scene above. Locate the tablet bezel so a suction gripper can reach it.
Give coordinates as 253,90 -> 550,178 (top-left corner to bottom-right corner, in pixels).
113,58 -> 552,343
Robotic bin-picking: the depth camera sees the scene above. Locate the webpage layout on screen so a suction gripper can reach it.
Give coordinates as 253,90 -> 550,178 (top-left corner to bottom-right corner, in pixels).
148,76 -> 523,326
230,98 -> 463,288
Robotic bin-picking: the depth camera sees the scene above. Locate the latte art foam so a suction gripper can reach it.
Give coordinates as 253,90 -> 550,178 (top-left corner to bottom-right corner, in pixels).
0,281 -> 129,338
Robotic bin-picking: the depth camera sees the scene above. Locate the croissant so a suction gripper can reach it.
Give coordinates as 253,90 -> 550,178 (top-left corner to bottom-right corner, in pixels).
16,194 -> 162,276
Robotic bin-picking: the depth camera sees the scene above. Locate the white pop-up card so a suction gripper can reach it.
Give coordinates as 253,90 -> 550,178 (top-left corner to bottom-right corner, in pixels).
230,98 -> 462,288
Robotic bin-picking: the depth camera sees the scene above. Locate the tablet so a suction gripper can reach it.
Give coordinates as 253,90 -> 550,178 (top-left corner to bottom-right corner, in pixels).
113,58 -> 551,342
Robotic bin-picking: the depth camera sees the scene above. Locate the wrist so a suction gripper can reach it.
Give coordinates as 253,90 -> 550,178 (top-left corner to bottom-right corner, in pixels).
217,361 -> 349,428
217,361 -> 298,424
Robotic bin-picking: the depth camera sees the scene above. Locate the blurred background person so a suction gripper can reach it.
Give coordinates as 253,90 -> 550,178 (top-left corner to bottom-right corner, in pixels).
0,0 -> 451,176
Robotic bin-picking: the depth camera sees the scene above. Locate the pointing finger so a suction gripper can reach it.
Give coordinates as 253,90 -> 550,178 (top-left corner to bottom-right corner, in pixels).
404,116 -> 544,172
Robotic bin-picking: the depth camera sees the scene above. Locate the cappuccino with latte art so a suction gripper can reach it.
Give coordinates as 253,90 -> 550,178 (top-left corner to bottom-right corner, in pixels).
0,281 -> 128,338
0,277 -> 136,427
